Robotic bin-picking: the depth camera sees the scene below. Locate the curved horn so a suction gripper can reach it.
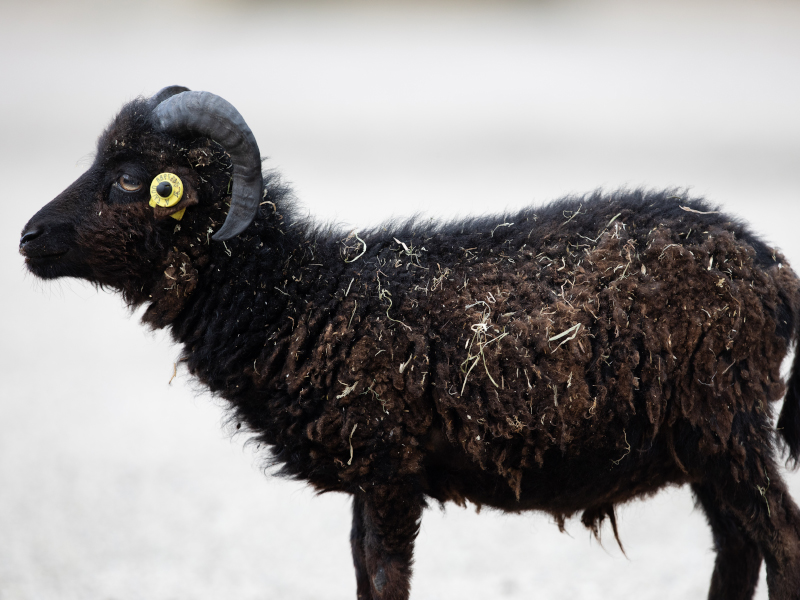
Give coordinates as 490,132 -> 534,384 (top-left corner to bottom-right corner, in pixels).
152,90 -> 263,241
149,85 -> 190,107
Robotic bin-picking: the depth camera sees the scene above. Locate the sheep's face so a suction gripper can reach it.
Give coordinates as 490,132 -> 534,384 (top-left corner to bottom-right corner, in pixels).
20,97 -> 232,313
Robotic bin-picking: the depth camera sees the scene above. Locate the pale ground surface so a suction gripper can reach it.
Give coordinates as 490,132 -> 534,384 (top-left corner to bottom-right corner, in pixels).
1,0 -> 800,598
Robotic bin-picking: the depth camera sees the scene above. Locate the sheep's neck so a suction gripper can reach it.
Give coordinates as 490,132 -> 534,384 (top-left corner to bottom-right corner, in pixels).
167,218 -> 346,406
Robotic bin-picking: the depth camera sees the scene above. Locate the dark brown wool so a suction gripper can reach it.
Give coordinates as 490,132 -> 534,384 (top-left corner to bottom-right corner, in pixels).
20,92 -> 800,600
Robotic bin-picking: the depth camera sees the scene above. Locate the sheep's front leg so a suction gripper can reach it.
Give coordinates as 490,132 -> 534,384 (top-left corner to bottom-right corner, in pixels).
350,487 -> 423,600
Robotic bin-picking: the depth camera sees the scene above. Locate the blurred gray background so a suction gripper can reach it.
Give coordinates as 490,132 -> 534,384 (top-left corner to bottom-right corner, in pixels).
2,0 -> 799,598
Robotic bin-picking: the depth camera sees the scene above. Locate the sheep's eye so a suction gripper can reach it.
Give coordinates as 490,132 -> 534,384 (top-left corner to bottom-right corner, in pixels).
117,174 -> 143,192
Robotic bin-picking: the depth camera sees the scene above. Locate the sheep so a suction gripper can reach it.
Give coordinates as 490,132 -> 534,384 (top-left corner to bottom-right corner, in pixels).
19,86 -> 800,600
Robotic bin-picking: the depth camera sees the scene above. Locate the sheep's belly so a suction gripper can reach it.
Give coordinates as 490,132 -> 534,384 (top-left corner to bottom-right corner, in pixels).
421,428 -> 686,514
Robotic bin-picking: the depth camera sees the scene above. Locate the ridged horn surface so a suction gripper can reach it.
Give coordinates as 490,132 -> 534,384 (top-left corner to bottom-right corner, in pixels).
152,90 -> 263,241
149,85 -> 190,108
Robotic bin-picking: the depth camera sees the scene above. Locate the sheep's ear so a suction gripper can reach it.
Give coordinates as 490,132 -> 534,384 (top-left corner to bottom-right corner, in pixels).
148,171 -> 198,221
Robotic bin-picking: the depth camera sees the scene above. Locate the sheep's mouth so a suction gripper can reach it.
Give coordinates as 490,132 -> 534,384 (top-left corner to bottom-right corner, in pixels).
21,249 -> 68,260
20,248 -> 70,269
22,249 -> 77,280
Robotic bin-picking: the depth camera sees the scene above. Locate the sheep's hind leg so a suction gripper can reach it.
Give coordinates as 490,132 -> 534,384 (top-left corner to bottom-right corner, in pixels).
755,473 -> 800,600
351,496 -> 372,600
693,483 -> 763,600
693,460 -> 800,600
350,486 -> 423,600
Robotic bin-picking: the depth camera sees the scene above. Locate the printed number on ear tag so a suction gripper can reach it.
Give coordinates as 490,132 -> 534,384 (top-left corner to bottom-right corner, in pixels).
149,173 -> 186,220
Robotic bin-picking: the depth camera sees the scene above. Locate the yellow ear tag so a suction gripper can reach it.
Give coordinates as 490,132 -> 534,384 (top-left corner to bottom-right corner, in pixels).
149,173 -> 186,220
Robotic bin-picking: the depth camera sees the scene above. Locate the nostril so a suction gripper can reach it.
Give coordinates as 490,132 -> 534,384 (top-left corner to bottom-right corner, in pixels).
20,227 -> 43,247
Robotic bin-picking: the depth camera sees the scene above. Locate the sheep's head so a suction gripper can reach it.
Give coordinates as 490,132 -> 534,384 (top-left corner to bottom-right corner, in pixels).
20,87 -> 264,325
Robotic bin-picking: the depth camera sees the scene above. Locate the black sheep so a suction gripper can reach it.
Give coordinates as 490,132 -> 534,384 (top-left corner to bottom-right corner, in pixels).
19,87 -> 800,600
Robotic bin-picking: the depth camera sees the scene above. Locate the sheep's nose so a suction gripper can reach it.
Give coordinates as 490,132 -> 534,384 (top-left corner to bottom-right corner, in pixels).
19,226 -> 43,250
